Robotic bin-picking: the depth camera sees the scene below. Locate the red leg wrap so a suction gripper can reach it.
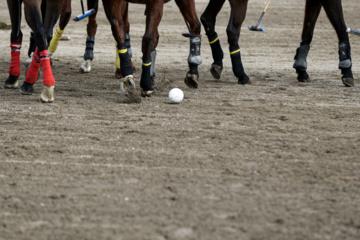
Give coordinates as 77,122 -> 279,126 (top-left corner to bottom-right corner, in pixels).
9,43 -> 21,77
40,50 -> 55,86
25,47 -> 41,84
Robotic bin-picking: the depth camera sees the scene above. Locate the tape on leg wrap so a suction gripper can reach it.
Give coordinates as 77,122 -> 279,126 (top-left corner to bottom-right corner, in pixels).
117,43 -> 133,77
293,43 -> 310,70
141,57 -> 152,91
84,35 -> 95,60
339,41 -> 352,69
229,45 -> 245,78
125,33 -> 133,59
26,48 -> 41,84
208,32 -> 223,67
150,49 -> 156,78
9,43 -> 21,77
188,35 -> 202,65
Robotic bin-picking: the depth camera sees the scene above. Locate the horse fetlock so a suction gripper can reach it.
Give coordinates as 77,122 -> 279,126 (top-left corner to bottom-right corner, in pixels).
80,60 -> 92,73
40,85 -> 54,103
188,35 -> 202,66
293,43 -> 310,70
339,41 -> 352,69
84,35 -> 95,60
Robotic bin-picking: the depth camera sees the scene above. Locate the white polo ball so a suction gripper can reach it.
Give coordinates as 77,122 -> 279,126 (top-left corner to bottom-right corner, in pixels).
168,88 -> 184,103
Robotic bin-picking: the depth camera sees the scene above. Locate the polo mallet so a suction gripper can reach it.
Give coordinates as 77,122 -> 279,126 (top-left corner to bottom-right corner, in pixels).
73,0 -> 96,22
347,28 -> 360,37
248,0 -> 272,32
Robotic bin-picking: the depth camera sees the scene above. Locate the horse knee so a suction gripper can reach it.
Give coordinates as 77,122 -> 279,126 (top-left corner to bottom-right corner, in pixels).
200,13 -> 214,35
226,27 -> 239,46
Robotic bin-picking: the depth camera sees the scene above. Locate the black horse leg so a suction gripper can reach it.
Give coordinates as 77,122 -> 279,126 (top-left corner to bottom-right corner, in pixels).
103,0 -> 134,94
322,0 -> 353,87
5,0 -> 23,89
201,0 -> 226,80
175,0 -> 202,88
227,0 -> 250,84
294,0 -> 322,82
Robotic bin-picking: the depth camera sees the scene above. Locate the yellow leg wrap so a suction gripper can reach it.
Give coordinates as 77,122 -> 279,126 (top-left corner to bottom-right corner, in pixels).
115,43 -> 120,69
48,26 -> 64,53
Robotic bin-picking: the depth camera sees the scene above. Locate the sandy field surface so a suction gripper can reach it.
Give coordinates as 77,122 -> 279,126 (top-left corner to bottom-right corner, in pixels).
1,0 -> 360,239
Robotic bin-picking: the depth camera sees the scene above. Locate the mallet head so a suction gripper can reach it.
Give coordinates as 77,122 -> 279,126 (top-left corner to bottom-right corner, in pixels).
247,25 -> 266,31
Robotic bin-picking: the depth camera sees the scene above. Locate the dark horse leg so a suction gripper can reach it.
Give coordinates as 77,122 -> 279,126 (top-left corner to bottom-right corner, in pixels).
19,0 -> 64,102
48,0 -> 72,59
293,0 -> 353,87
201,0 -> 250,85
140,0 -> 201,96
102,0 -> 135,93
5,0 -> 23,89
175,0 -> 202,89
80,0 -> 99,73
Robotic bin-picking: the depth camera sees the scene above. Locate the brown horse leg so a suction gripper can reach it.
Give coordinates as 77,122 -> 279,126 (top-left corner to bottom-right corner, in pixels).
5,0 -> 23,89
48,0 -> 72,58
227,0 -> 250,85
80,0 -> 99,73
201,0 -> 226,80
115,1 -> 135,79
293,0 -> 322,82
103,0 -> 134,93
322,0 -> 353,87
175,0 -> 202,88
140,1 -> 164,97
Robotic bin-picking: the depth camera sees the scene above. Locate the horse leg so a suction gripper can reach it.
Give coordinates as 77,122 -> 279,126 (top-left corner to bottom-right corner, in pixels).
139,2 -> 164,97
21,0 -> 63,102
322,0 -> 353,87
48,0 -> 72,59
174,0 -> 202,88
293,0 -> 322,82
227,0 -> 250,84
5,0 -> 23,89
80,0 -> 99,73
103,0 -> 134,93
201,0 -> 226,80
115,1 -> 136,78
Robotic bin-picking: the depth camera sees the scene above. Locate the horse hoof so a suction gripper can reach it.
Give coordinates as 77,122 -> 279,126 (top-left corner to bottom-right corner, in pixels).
120,75 -> 136,94
210,64 -> 223,79
141,89 -> 153,97
4,75 -> 19,89
238,74 -> 251,85
184,73 -> 198,89
80,60 -> 91,73
20,82 -> 34,95
40,86 -> 54,103
342,77 -> 354,87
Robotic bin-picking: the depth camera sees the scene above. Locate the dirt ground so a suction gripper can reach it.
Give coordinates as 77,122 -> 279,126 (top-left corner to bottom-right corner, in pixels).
1,0 -> 360,239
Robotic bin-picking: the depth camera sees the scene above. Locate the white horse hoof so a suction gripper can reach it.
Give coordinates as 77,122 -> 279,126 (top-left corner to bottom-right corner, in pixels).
120,75 -> 135,94
80,60 -> 91,73
40,86 -> 54,103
